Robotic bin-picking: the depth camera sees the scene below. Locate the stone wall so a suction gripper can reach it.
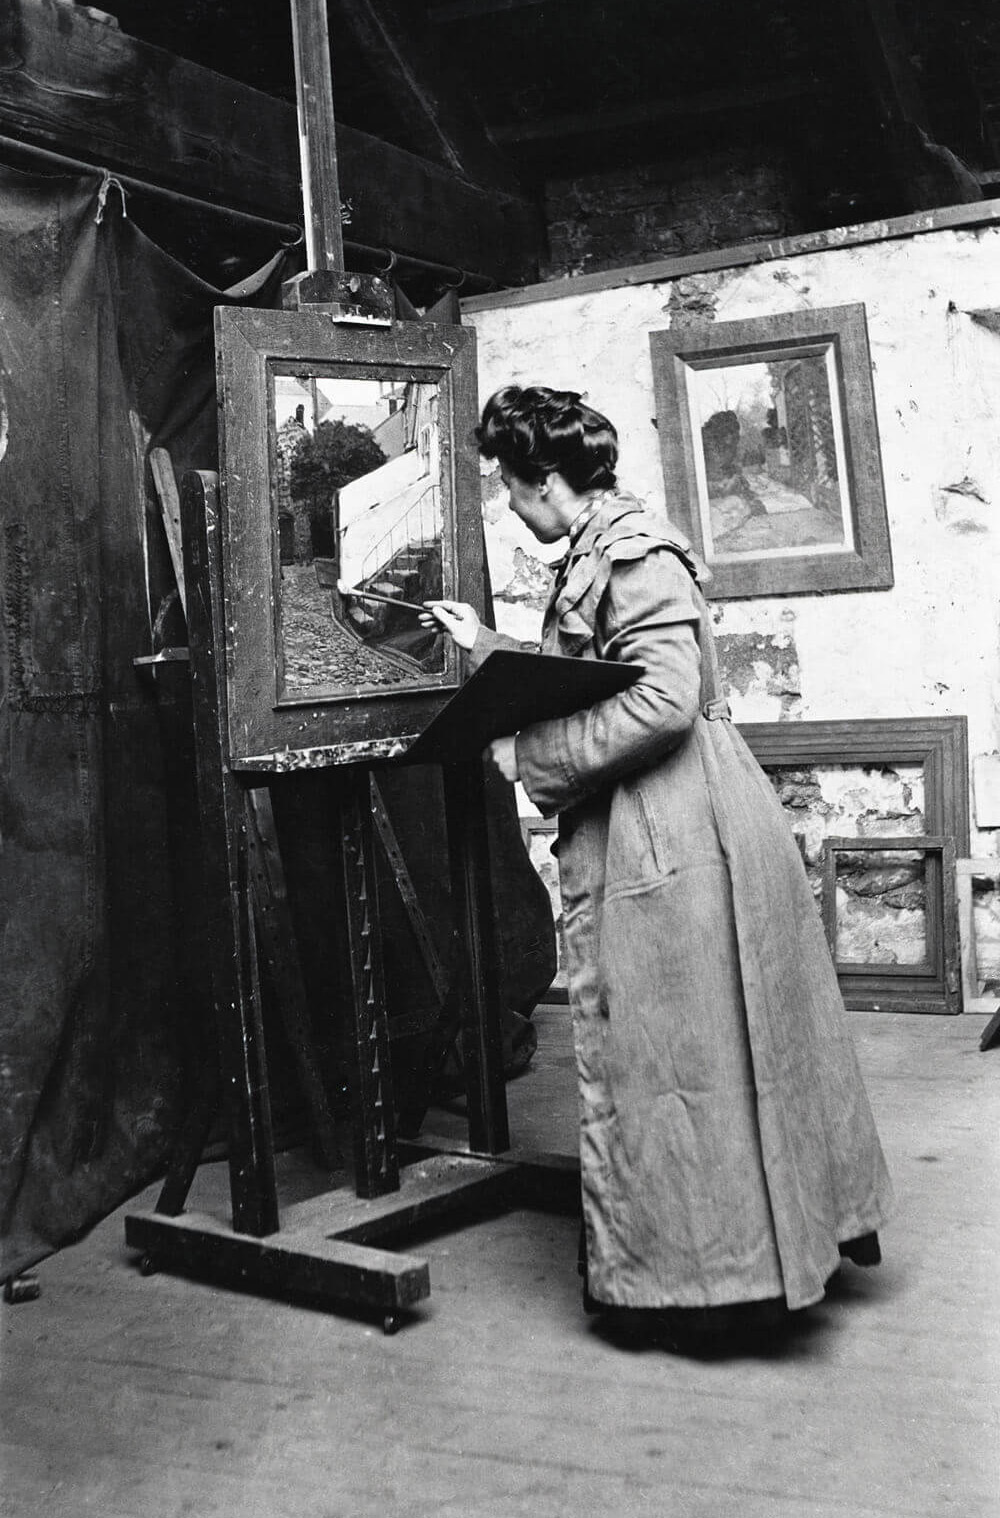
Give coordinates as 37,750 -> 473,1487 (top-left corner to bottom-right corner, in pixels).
463,213 -> 1000,990
773,762 -> 927,967
543,139 -> 801,280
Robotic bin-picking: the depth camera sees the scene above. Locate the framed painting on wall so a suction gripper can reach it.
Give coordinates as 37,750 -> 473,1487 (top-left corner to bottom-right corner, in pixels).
649,303 -> 893,599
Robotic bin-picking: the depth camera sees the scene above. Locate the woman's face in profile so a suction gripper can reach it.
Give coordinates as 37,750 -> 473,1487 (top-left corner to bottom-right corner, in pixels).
501,464 -> 564,544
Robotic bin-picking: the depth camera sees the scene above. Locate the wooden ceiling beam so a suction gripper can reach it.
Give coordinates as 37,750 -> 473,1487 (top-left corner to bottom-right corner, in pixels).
0,0 -> 540,282
428,1 -> 551,19
329,0 -> 523,192
841,0 -> 982,210
492,75 -> 823,145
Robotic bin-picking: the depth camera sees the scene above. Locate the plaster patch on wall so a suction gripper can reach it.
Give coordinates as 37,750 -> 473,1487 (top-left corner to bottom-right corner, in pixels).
770,763 -> 924,862
711,606 -> 800,721
710,601 -> 797,638
771,268 -> 812,301
767,761 -> 928,971
935,475 -> 991,534
664,273 -> 724,329
715,631 -> 801,720
494,600 -> 546,647
481,462 -> 508,525
495,546 -> 553,611
816,764 -> 923,822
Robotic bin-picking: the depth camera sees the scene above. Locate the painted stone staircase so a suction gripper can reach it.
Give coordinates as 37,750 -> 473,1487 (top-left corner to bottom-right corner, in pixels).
343,540 -> 443,666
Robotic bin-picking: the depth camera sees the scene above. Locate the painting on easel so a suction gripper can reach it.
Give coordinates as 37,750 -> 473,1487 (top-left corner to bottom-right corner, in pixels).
274,370 -> 448,691
215,306 -> 483,767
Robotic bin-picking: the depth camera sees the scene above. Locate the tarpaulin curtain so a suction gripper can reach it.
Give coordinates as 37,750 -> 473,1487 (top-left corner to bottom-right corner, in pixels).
0,165 -> 290,1278
0,166 -> 557,1280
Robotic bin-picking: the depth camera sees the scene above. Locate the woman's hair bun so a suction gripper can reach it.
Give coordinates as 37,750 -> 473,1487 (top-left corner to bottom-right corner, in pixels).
476,384 -> 618,494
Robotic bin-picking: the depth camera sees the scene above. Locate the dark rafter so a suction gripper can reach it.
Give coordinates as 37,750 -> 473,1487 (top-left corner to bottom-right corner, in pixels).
0,0 -> 541,283
841,0 -> 982,209
330,0 -> 524,192
491,76 -> 823,145
427,1 -> 551,19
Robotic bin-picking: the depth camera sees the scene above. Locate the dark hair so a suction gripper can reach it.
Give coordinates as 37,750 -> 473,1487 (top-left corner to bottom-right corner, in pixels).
476,385 -> 618,494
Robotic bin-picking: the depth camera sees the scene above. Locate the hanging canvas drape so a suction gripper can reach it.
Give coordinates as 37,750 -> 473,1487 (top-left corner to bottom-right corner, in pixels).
0,165 -> 293,1277
0,164 -> 557,1281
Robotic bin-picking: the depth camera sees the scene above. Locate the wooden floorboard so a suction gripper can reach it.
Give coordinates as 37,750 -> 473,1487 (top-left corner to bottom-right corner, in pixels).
2,1006 -> 998,1517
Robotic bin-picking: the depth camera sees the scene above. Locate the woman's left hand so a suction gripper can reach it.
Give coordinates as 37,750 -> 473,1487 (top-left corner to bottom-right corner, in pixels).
486,734 -> 520,782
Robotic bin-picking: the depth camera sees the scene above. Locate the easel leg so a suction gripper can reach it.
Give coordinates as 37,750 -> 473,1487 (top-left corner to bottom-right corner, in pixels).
155,1069 -> 218,1217
180,471 -> 279,1236
443,760 -> 510,1155
247,785 -> 341,1170
336,767 -> 400,1198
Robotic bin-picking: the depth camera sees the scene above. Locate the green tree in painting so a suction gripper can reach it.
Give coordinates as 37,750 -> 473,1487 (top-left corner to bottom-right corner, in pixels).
290,420 -> 388,557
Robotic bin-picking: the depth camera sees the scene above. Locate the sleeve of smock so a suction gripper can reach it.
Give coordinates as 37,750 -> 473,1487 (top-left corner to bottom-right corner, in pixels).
464,623 -> 525,673
514,547 -> 702,817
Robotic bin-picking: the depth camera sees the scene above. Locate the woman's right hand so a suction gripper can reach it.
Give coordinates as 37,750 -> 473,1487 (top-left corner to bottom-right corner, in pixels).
419,600 -> 481,651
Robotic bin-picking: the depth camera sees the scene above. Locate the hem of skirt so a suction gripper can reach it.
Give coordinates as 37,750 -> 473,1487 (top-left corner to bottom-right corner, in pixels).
585,1229 -> 884,1314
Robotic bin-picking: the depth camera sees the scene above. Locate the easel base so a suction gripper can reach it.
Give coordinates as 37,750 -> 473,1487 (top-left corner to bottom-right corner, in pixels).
125,1147 -> 580,1332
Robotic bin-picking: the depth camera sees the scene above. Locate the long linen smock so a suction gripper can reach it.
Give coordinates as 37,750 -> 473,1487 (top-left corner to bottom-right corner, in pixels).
469,492 -> 892,1311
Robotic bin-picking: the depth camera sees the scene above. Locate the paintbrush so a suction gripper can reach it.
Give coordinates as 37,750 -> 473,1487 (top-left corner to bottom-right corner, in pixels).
336,578 -> 430,615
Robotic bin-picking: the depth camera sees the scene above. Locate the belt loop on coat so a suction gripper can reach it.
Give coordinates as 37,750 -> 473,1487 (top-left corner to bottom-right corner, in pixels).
702,696 -> 731,721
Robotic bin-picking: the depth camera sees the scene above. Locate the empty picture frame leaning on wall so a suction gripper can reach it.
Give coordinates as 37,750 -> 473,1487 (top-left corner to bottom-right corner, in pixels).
649,303 -> 893,599
821,834 -> 959,1014
955,858 -> 1000,1049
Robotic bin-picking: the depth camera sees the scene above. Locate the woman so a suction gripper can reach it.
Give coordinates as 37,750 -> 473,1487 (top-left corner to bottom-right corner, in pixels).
424,385 -> 892,1323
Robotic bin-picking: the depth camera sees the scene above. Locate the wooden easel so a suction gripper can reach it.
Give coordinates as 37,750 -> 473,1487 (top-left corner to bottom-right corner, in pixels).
125,0 -> 575,1330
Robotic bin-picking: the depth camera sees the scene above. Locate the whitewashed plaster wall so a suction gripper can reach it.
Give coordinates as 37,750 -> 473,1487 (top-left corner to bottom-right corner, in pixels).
464,221 -> 1000,855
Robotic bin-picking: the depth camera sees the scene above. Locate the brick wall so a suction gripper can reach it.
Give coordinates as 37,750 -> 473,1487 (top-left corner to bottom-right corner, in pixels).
542,139 -> 803,279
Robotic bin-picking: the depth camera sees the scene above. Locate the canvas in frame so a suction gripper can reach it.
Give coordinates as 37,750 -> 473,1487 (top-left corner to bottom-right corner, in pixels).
649,303 -> 893,599
215,307 -> 483,768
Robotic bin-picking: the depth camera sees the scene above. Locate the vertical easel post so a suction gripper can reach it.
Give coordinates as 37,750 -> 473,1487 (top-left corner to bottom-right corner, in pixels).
181,470 -> 279,1236
443,759 -> 510,1156
337,768 -> 400,1197
290,0 -> 345,273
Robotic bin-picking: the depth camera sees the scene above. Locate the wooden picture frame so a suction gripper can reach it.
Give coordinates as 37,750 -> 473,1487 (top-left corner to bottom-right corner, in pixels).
740,716 -> 970,857
649,303 -> 893,599
956,858 -> 1000,1023
821,835 -> 959,1014
521,716 -> 970,1014
215,307 -> 484,768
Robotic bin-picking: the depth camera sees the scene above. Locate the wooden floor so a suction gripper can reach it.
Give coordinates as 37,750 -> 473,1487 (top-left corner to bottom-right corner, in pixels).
3,1006 -> 999,1518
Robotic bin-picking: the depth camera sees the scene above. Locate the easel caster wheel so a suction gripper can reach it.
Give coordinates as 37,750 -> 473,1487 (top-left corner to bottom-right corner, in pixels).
382,1313 -> 401,1336
139,1255 -> 159,1277
4,1274 -> 41,1304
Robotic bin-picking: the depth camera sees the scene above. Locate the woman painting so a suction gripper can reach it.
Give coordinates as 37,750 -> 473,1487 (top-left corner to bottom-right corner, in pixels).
423,384 -> 892,1327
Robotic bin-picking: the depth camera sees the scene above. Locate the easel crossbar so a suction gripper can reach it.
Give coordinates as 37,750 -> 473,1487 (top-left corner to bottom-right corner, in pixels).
125,1210 -> 430,1314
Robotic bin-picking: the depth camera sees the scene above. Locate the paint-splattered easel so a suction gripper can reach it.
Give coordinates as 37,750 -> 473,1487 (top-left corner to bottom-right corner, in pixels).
125,0 -> 575,1331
